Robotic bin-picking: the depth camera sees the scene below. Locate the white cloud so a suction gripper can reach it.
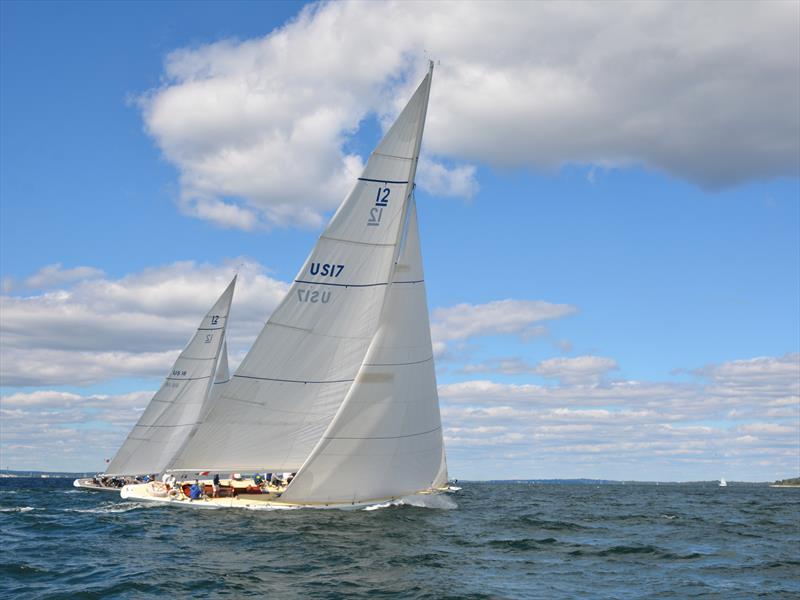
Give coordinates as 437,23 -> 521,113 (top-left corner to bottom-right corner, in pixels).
439,353 -> 799,480
23,263 -> 104,290
2,353 -> 797,478
1,259 -> 287,386
461,358 -> 539,376
1,350 -> 180,387
461,355 -> 619,385
0,390 -> 154,472
416,158 -> 479,199
139,1 -> 798,229
535,355 -> 619,385
431,299 -> 576,344
696,354 -> 800,386
2,389 -> 149,410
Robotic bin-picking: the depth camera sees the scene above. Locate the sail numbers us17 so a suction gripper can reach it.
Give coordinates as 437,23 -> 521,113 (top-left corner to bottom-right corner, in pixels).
367,187 -> 390,226
309,262 -> 344,277
297,289 -> 331,303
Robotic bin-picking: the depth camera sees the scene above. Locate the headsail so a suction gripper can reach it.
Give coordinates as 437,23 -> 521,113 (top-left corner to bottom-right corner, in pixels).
283,200 -> 445,504
171,66 -> 434,474
214,340 -> 230,385
104,276 -> 236,476
432,445 -> 450,489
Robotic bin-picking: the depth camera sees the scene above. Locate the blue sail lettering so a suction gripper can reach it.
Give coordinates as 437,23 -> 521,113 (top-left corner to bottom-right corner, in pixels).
309,262 -> 344,278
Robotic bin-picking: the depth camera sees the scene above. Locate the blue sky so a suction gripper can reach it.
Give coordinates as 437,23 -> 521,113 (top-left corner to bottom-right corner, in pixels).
1,1 -> 798,480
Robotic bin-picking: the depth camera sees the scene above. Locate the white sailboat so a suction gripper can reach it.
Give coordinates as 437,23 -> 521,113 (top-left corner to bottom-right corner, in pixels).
74,277 -> 236,491
719,477 -> 728,487
122,63 -> 449,509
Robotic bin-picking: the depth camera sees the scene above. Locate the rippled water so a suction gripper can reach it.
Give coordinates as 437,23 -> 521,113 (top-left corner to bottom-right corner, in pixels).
1,478 -> 798,599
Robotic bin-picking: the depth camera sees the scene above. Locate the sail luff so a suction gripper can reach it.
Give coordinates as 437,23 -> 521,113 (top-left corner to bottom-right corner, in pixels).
388,60 -> 433,271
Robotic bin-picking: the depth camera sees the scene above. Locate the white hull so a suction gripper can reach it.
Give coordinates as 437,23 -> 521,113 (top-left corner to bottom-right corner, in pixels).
120,482 -> 442,510
73,478 -> 129,492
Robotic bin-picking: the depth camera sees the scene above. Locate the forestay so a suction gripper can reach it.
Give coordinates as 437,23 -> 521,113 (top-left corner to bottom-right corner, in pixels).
171,69 -> 434,474
105,276 -> 236,476
283,201 -> 445,504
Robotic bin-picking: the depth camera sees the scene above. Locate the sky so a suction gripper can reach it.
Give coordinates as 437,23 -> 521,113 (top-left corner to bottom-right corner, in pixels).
1,0 -> 798,481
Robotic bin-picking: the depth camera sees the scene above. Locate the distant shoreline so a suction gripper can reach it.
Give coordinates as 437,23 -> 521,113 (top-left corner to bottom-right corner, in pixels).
1,471 -> 796,485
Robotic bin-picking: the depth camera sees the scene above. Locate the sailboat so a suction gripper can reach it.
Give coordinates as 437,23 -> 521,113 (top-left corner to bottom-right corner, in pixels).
122,62 -> 449,509
73,277 -> 236,491
719,478 -> 728,487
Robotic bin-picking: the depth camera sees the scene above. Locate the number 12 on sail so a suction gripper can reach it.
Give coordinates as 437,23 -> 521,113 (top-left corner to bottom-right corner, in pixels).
367,187 -> 390,226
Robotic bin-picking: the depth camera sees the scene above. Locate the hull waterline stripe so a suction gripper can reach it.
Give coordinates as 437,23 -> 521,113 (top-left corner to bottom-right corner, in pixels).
234,374 -> 355,385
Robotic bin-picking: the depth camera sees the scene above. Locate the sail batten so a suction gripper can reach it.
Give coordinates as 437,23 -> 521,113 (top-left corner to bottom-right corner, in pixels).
233,375 -> 355,384
326,425 -> 442,441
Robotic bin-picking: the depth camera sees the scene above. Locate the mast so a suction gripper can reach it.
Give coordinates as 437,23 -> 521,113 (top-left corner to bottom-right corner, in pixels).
389,60 -> 434,271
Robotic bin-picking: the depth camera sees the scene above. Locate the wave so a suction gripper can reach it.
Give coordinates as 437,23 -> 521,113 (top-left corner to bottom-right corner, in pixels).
65,502 -> 156,514
364,500 -> 404,511
516,516 -> 591,531
241,503 -> 300,512
489,537 -> 559,551
0,506 -> 36,512
364,494 -> 458,511
568,545 -> 704,560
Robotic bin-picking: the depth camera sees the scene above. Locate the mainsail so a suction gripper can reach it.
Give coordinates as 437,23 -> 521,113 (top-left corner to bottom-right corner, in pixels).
105,276 -> 236,476
172,66 -> 435,476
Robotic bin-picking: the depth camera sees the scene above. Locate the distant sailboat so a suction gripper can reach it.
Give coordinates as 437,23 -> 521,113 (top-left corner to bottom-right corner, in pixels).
123,62 -> 449,509
74,277 -> 236,491
719,478 -> 728,487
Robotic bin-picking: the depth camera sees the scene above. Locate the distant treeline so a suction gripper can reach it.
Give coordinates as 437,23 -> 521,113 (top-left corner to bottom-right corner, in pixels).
476,479 -> 767,485
773,477 -> 800,485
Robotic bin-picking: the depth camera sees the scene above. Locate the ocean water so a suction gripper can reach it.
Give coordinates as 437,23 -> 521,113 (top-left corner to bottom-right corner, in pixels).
1,479 -> 798,599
